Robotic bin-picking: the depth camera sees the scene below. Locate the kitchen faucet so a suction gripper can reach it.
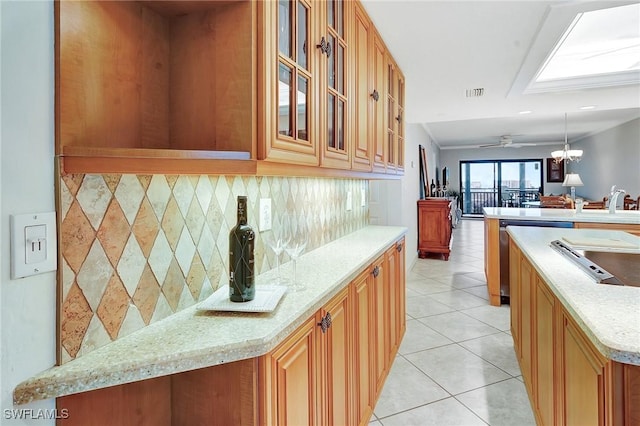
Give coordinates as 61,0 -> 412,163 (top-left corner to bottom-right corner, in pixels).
608,185 -> 626,213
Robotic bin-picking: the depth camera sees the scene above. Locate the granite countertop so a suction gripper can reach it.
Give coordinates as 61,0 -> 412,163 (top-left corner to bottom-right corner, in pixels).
507,226 -> 640,365
14,225 -> 407,405
483,207 -> 640,224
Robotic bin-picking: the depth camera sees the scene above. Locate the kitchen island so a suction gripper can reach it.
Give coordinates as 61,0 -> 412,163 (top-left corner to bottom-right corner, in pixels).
483,207 -> 640,306
506,226 -> 639,425
14,226 -> 407,426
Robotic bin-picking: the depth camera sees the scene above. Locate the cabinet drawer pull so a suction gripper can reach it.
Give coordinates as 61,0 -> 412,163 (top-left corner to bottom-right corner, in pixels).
372,265 -> 380,278
370,90 -> 379,102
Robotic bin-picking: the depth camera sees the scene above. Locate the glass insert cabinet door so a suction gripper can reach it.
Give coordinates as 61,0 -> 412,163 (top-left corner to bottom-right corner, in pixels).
278,0 -> 312,144
325,0 -> 347,155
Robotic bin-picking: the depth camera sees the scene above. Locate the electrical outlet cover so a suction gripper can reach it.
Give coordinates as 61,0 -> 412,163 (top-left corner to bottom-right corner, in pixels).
259,198 -> 272,231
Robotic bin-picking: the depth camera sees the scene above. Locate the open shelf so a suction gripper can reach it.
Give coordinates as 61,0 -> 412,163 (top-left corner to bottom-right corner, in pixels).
56,0 -> 256,174
59,146 -> 256,175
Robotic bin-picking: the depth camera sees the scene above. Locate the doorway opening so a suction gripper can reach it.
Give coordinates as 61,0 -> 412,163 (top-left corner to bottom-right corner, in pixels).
459,159 -> 544,216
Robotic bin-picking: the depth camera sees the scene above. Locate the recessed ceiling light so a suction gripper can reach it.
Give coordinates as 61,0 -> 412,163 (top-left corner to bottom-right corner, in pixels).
579,105 -> 596,110
519,110 -> 533,115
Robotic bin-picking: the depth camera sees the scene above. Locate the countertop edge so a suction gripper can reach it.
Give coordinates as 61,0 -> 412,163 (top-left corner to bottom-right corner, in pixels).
483,207 -> 640,224
506,226 -> 640,366
14,226 -> 408,405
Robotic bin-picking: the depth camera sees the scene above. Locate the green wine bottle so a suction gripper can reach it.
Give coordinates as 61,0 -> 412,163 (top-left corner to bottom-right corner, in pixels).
229,196 -> 255,302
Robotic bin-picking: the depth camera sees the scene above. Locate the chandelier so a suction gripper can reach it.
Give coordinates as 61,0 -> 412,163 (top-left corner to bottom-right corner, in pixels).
551,113 -> 583,163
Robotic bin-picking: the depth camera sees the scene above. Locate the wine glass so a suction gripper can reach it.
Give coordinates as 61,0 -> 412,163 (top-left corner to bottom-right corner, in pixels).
263,215 -> 289,285
282,213 -> 308,292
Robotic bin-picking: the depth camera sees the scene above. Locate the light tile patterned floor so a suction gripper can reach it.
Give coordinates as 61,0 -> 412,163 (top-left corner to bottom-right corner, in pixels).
371,219 -> 536,426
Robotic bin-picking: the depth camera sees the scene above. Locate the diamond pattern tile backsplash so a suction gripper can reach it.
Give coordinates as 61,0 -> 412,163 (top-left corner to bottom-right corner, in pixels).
58,174 -> 368,363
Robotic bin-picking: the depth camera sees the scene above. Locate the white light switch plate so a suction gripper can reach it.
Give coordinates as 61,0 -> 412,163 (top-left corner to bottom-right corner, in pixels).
361,188 -> 366,207
10,212 -> 57,279
346,191 -> 353,211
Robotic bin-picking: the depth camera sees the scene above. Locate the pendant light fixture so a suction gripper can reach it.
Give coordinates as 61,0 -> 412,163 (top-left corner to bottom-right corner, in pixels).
551,113 -> 583,163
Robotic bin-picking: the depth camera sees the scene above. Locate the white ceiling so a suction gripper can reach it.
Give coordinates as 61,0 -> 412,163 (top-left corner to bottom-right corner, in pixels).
360,0 -> 640,149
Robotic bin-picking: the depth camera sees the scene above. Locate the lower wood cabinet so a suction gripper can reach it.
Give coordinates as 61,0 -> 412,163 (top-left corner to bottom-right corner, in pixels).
509,237 -> 640,426
417,198 -> 453,260
57,238 -> 406,426
260,315 -> 319,426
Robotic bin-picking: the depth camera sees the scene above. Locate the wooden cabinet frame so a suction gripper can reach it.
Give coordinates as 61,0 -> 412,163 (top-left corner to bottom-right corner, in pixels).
56,0 -> 404,178
509,236 -> 640,426
56,238 -> 406,425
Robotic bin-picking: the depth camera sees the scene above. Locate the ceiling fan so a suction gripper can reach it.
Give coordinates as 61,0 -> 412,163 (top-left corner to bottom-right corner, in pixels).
479,135 -> 535,148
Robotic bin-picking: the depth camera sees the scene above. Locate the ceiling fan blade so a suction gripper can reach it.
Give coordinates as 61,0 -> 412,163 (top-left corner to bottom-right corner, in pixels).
478,143 -> 502,148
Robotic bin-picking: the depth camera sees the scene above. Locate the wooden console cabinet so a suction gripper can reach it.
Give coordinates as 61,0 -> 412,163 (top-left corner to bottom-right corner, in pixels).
417,198 -> 453,260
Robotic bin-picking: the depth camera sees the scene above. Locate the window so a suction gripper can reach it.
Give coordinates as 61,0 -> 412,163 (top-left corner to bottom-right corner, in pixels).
460,159 -> 543,215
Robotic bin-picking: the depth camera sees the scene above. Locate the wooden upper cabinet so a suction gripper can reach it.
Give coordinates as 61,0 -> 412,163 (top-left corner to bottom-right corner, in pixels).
371,30 -> 388,173
57,0 -> 403,176
395,70 -> 405,173
385,58 -> 404,174
259,0 -> 319,166
319,0 -> 352,169
351,2 -> 372,172
57,0 -> 257,174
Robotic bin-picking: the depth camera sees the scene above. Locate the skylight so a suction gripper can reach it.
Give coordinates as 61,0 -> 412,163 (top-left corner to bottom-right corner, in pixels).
535,3 -> 640,82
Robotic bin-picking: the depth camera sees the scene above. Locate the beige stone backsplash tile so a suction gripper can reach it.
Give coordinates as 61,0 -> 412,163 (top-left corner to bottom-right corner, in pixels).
76,175 -> 111,230
61,174 -> 84,197
114,174 -> 145,225
147,175 -> 172,222
78,316 -> 111,358
61,201 -> 95,274
60,178 -> 74,219
175,228 -> 196,277
77,240 -> 113,312
148,230 -> 173,285
173,175 -> 195,218
185,198 -> 205,245
117,234 -> 146,297
195,175 -> 213,213
151,293 -> 173,324
133,265 -> 161,325
117,305 -> 145,339
61,283 -> 93,359
161,196 -> 184,251
97,199 -> 130,268
102,174 -> 122,194
132,197 -> 159,258
162,258 -> 185,312
186,255 -> 206,301
61,259 -> 74,301
58,173 -> 368,362
137,175 -> 152,191
96,274 -> 129,340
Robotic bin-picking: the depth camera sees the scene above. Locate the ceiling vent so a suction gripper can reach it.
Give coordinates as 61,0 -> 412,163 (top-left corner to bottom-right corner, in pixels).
465,88 -> 485,98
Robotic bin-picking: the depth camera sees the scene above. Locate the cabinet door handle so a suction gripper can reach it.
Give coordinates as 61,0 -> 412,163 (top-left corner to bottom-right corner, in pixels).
397,244 -> 403,253
370,90 -> 379,101
318,313 -> 331,333
372,265 -> 380,278
395,113 -> 402,123
316,36 -> 332,57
